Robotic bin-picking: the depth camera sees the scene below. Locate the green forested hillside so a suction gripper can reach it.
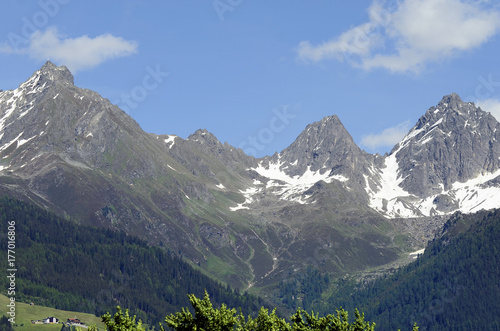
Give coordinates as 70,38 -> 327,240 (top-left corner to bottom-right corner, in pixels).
0,197 -> 267,326
3,195 -> 500,330
324,209 -> 500,330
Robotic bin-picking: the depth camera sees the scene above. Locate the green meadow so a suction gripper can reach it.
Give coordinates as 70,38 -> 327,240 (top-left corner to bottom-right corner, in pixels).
0,294 -> 105,330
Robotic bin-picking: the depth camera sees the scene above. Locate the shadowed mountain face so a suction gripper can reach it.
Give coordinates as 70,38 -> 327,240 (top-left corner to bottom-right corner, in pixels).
1,62 -> 499,290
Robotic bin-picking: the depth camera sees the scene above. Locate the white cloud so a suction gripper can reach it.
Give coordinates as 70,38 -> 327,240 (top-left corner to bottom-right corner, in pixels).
297,1 -> 387,63
476,98 -> 500,122
1,27 -> 138,73
361,121 -> 412,151
297,0 -> 500,73
297,21 -> 380,62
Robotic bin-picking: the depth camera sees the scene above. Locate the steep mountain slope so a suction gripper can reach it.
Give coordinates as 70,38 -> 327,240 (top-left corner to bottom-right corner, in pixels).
0,63 -> 402,290
0,62 -> 265,288
0,196 -> 268,326
1,62 -> 500,294
366,94 -> 500,218
215,115 -> 400,290
236,115 -> 378,208
324,208 -> 500,330
0,62 -> 203,249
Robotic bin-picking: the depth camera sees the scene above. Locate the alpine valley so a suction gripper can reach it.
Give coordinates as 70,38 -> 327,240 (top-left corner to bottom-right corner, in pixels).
2,62 -> 500,297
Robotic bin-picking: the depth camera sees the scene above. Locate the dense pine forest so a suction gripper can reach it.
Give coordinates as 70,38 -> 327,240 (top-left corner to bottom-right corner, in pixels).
0,197 -> 267,326
322,209 -> 500,330
278,267 -> 330,312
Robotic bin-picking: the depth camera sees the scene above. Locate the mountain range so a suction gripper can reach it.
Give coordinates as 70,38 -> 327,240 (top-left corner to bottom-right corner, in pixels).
1,61 -> 500,293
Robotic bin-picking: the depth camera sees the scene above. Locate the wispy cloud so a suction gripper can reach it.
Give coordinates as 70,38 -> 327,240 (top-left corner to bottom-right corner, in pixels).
297,0 -> 500,73
476,98 -> 500,122
0,43 -> 14,54
0,27 -> 138,73
361,120 -> 412,151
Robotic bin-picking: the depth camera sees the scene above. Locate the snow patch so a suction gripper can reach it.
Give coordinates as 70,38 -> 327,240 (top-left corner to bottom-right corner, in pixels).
431,117 -> 443,128
0,96 -> 18,132
367,153 -> 411,217
367,158 -> 500,218
419,136 -> 433,145
332,174 -> 349,182
164,135 -> 177,148
254,161 -> 335,189
409,248 -> 425,258
230,160 -> 350,210
18,134 -> 37,147
0,132 -> 24,151
18,105 -> 35,119
167,164 -> 178,172
230,186 -> 259,211
449,169 -> 500,213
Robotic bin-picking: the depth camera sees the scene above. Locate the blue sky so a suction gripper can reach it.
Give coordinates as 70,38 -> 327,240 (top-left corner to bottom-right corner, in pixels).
1,0 -> 500,157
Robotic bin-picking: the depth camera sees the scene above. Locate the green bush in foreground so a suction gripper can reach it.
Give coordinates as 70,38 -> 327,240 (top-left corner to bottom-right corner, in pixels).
99,292 -> 418,331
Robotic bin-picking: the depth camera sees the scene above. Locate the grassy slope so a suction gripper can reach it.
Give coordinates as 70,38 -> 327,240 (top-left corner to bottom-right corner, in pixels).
0,294 -> 105,330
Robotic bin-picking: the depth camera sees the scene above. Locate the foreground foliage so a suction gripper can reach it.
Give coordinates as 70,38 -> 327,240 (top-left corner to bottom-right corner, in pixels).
102,292 -> 418,330
0,316 -> 14,331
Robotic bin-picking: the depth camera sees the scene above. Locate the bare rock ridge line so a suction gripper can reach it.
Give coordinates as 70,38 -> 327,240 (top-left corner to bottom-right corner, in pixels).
1,61 -> 499,289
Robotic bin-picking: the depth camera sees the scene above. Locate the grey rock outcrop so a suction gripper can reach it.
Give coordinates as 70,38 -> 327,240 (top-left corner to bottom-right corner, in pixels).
393,93 -> 500,197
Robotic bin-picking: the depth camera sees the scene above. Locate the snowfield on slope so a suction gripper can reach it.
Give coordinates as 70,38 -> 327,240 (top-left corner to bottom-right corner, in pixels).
230,158 -> 348,211
366,155 -> 500,218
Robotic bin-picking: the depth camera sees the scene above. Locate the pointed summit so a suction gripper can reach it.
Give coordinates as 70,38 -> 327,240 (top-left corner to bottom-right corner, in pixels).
268,114 -> 372,183
188,129 -> 219,144
283,115 -> 355,156
15,62 -> 73,92
392,93 -> 500,197
38,61 -> 74,85
437,93 -> 463,110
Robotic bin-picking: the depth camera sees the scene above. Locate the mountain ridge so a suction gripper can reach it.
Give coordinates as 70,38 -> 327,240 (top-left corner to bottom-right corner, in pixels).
367,93 -> 500,218
1,61 -> 499,292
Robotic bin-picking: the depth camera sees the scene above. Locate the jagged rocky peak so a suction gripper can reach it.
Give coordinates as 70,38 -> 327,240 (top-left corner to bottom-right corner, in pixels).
183,128 -> 256,168
19,61 -> 74,91
187,129 -> 222,146
281,116 -> 357,159
39,61 -> 74,84
274,114 -> 370,177
398,94 -> 459,141
393,93 -> 500,196
437,93 -> 463,110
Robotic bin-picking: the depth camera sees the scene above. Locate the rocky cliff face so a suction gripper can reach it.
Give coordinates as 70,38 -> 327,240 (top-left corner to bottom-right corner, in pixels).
396,93 -> 500,195
365,93 -> 500,218
1,62 -> 500,290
